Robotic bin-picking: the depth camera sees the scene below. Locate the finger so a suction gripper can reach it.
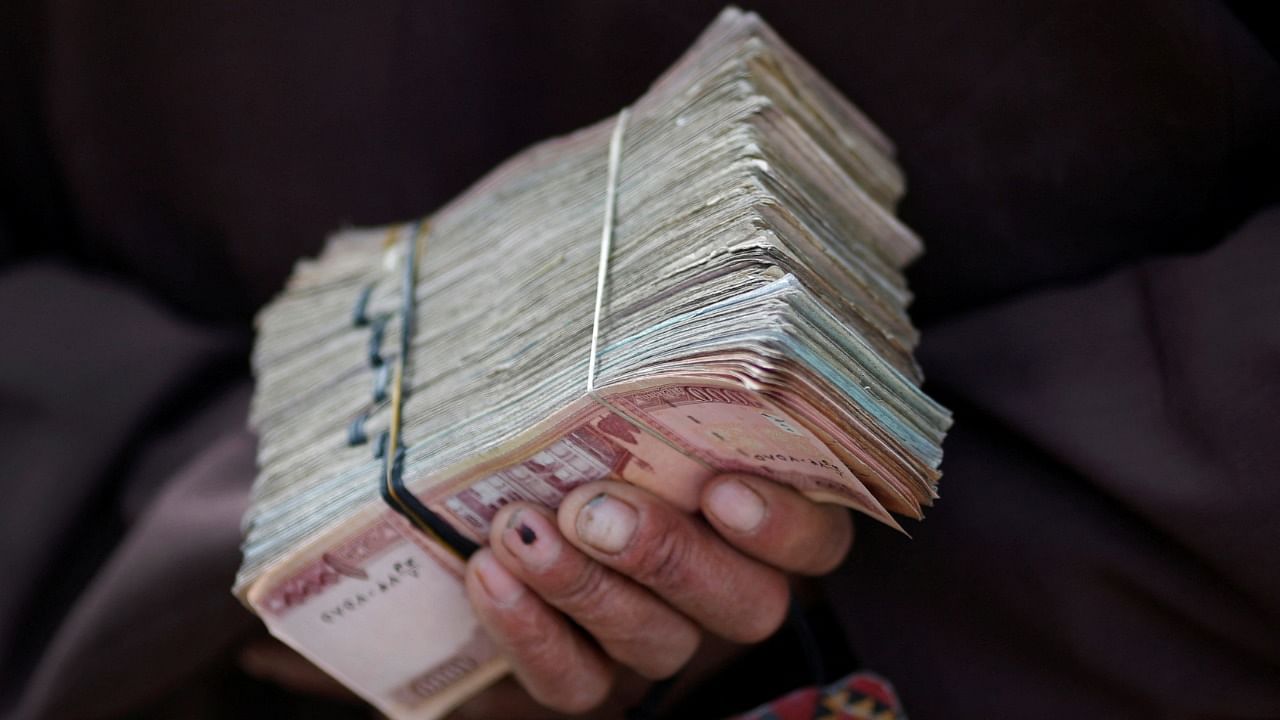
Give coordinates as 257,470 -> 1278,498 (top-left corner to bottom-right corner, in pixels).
465,549 -> 614,714
558,481 -> 790,644
701,474 -> 855,575
490,503 -> 701,679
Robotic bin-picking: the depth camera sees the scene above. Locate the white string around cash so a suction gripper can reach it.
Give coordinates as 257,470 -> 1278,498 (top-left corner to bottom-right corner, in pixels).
586,107 -> 630,394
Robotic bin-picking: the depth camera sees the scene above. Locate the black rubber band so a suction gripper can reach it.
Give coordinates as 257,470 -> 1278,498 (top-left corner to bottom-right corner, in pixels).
368,314 -> 389,368
347,413 -> 369,446
372,363 -> 390,403
352,283 -> 375,327
380,445 -> 479,559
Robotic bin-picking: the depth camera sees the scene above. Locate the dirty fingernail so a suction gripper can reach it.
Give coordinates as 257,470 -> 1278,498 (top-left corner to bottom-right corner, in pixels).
501,510 -> 561,571
575,493 -> 637,553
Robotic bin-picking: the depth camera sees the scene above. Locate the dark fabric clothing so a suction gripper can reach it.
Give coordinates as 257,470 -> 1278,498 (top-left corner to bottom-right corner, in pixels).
9,0 -> 1278,324
0,264 -> 255,719
830,209 -> 1280,718
1,1 -> 1277,718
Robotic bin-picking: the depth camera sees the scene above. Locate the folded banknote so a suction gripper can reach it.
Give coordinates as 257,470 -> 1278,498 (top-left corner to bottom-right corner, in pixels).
236,7 -> 951,718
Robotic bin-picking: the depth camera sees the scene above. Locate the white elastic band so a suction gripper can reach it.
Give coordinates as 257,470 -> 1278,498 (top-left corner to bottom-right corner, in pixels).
586,107 -> 630,393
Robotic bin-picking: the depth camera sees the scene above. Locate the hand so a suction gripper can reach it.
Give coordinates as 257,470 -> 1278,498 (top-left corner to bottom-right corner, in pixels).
459,473 -> 855,715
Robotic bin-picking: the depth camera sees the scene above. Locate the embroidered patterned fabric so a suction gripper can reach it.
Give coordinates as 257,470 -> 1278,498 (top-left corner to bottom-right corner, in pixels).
733,672 -> 905,720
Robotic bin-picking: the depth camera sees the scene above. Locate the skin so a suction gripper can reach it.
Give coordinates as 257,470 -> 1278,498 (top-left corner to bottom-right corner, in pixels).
240,473 -> 855,718
458,473 -> 855,716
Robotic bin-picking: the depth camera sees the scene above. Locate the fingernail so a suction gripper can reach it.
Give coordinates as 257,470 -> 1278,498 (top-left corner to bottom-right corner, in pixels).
501,510 -> 561,571
473,552 -> 524,608
706,478 -> 766,533
516,523 -> 536,544
576,493 -> 637,553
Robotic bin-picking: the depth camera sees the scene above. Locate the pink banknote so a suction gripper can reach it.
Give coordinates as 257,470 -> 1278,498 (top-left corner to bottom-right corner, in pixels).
248,376 -> 885,719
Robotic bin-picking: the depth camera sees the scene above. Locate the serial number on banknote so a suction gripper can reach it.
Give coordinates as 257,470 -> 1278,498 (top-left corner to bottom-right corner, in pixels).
318,556 -> 423,625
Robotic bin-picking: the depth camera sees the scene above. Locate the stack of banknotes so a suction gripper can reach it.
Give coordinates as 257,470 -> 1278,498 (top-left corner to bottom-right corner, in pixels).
236,7 -> 951,719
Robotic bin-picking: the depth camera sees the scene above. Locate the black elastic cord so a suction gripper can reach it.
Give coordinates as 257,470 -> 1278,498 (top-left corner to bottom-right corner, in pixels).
352,283 -> 374,327
347,412 -> 369,446
380,445 -> 479,559
368,314 -> 389,367
372,363 -> 390,403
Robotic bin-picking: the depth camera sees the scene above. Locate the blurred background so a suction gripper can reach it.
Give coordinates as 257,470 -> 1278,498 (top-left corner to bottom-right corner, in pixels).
2,2 -> 1277,719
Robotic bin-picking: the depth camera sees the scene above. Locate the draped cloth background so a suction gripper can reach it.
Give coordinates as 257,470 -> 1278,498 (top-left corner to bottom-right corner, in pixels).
2,2 -> 1277,718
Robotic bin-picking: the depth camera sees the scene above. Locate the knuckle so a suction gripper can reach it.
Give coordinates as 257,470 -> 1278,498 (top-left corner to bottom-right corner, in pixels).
603,606 -> 701,679
532,672 -> 611,714
799,511 -> 854,575
626,518 -> 695,590
804,549 -> 844,575
728,577 -> 789,643
636,630 -> 701,680
505,611 -> 563,665
550,557 -> 611,610
503,612 -> 611,712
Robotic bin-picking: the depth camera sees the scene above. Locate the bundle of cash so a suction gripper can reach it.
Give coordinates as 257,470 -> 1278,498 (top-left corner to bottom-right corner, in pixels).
236,7 -> 951,719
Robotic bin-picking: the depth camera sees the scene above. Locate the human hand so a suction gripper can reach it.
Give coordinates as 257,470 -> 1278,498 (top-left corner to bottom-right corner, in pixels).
458,473 -> 855,715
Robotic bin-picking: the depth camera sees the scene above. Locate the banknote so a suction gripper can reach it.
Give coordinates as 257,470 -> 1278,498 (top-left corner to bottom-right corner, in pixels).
250,376 -> 894,719
237,8 -> 952,718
